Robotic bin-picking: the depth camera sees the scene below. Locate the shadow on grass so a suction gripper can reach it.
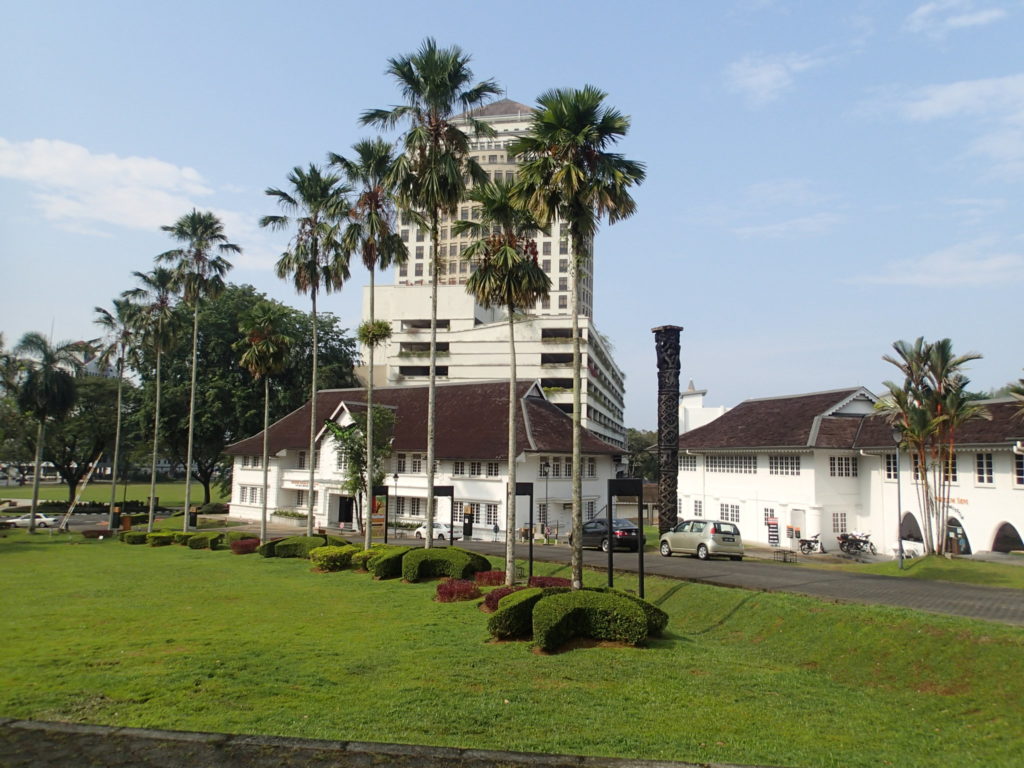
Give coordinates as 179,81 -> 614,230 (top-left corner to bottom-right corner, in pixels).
688,592 -> 757,636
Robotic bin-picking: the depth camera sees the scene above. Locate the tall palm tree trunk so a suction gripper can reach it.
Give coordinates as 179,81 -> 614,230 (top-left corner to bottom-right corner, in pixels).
424,214 -> 440,550
570,256 -> 583,590
183,304 -> 200,532
28,420 -> 45,533
107,357 -> 125,531
365,271 -> 376,551
147,347 -> 162,533
505,310 -> 518,585
307,291 -> 318,538
260,377 -> 270,543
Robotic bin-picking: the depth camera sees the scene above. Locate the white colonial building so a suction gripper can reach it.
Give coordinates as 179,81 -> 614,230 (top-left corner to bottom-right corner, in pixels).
225,380 -> 623,538
677,388 -> 1024,556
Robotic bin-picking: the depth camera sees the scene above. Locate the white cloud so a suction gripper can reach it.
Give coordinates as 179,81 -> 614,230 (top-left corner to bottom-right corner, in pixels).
733,212 -> 842,239
905,1 -> 1009,37
0,137 -> 213,233
857,238 -> 1024,285
725,52 -> 827,106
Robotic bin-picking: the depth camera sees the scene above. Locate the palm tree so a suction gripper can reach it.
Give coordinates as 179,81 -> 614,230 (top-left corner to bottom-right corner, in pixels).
1009,372 -> 1024,419
362,38 -> 500,548
123,267 -> 178,532
234,303 -> 292,544
14,332 -> 83,532
456,181 -> 550,583
330,138 -> 407,551
510,86 -> 646,588
157,210 -> 238,531
0,332 -> 22,395
262,164 -> 351,537
93,299 -> 139,531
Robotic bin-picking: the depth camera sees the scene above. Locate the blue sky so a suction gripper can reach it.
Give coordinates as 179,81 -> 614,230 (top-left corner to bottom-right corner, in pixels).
2,0 -> 1022,430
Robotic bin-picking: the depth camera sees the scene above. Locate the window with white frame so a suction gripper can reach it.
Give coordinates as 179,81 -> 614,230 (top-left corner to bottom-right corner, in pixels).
538,457 -> 550,476
885,453 -> 898,480
297,451 -> 306,470
912,453 -> 922,481
832,511 -> 848,533
976,453 -> 994,484
396,453 -> 407,473
586,457 -> 596,478
470,461 -> 482,476
396,497 -> 405,516
538,503 -> 548,525
485,503 -> 498,526
585,501 -> 595,520
763,507 -> 775,524
679,454 -> 697,472
943,454 -> 958,483
410,498 -> 422,516
313,449 -> 320,469
829,456 -> 858,477
706,455 -> 757,474
768,455 -> 800,476
296,490 -> 316,507
694,500 -> 703,517
239,486 -> 248,503
486,461 -> 500,477
336,451 -> 348,472
550,458 -> 562,478
411,454 -> 423,473
720,503 -> 740,523
242,456 -> 250,468
1016,454 -> 1024,486
453,461 -> 465,476
252,455 -> 261,468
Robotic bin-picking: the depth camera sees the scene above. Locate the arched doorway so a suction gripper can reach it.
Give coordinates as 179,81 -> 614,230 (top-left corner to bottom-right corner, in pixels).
946,516 -> 971,555
900,512 -> 923,542
992,522 -> 1024,553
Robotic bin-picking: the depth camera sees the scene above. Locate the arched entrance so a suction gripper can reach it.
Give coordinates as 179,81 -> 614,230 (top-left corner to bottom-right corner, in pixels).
992,522 -> 1024,553
945,516 -> 971,555
900,512 -> 923,542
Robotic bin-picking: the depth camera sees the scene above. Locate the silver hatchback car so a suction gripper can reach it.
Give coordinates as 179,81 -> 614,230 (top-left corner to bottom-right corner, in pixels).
659,519 -> 744,561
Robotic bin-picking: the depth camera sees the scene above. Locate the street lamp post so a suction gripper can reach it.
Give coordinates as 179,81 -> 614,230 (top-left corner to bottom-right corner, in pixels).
892,427 -> 905,571
540,460 -> 550,544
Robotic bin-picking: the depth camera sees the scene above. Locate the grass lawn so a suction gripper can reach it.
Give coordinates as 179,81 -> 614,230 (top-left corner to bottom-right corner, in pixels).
0,530 -> 1021,767
829,555 -> 1024,590
0,482 -> 228,509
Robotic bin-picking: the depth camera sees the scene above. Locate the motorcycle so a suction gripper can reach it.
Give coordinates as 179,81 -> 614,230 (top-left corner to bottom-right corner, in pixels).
837,532 -> 876,555
798,533 -> 825,555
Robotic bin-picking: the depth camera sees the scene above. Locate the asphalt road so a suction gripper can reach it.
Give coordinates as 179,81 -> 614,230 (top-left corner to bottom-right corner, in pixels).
458,539 -> 1024,627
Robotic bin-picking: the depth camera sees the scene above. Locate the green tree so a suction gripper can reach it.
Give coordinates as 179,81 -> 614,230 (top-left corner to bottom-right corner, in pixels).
330,137 -> 407,550
626,428 -> 659,481
324,407 -> 396,532
123,267 -> 179,531
510,86 -> 646,588
456,180 -> 549,583
93,298 -> 140,528
14,332 -> 84,531
263,164 -> 351,537
362,37 -> 500,548
234,302 -> 293,543
157,209 -> 239,531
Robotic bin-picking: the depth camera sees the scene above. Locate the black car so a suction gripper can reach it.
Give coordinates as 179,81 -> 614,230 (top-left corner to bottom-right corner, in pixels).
569,518 -> 641,552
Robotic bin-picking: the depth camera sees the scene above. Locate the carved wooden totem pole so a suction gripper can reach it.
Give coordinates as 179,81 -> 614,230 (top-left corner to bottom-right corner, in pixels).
652,325 -> 682,534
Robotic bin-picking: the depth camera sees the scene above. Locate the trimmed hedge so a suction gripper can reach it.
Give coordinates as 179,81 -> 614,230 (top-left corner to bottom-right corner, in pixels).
199,502 -> 229,515
436,578 -> 481,603
529,576 -> 572,588
590,587 -> 669,636
187,532 -> 225,550
146,532 -> 175,547
309,545 -> 358,571
121,531 -> 149,545
482,585 -> 525,613
225,531 -> 259,543
230,538 -> 261,555
401,546 -> 490,583
173,532 -> 195,545
368,546 -> 413,580
488,587 -> 548,640
532,590 -> 648,652
273,536 -> 330,559
475,570 -> 507,586
257,537 -> 286,557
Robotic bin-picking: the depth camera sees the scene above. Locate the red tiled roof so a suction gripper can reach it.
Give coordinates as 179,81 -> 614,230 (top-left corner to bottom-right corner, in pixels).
225,381 -> 620,459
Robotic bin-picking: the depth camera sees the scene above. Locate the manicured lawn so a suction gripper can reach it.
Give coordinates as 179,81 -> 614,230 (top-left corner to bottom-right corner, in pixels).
828,554 -> 1024,590
0,530 -> 1021,767
0,482 -> 227,508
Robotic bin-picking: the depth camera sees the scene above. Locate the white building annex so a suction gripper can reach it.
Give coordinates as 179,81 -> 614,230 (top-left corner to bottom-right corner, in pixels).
357,98 -> 628,449
676,388 -> 1024,557
225,380 -> 623,538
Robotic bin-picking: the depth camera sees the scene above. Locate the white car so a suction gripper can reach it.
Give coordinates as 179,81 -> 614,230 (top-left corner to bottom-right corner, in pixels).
413,522 -> 460,541
6,513 -> 60,528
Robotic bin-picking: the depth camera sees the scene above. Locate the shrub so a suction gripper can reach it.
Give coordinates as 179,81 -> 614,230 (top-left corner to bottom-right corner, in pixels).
146,532 -> 175,547
482,585 -> 525,613
532,590 -> 647,653
309,545 -> 357,571
187,532 -> 225,550
475,570 -> 507,586
324,534 -> 353,548
199,502 -> 229,515
436,578 -> 482,603
226,530 -> 259,543
402,547 -> 489,583
589,587 -> 669,636
230,538 -> 261,555
487,588 -> 545,640
174,532 -> 195,545
350,548 -> 378,571
257,537 -> 286,557
81,530 -> 110,539
273,535 -> 328,559
121,531 -> 148,545
368,546 -> 413,580
529,576 -> 571,588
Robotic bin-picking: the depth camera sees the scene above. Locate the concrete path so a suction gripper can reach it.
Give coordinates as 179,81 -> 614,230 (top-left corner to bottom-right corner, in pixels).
457,539 -> 1024,627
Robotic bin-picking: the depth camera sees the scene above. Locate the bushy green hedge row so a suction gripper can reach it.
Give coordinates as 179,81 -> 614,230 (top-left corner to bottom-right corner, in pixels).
259,534 -> 352,559
532,590 -> 648,652
401,547 -> 490,583
121,531 -> 148,545
590,587 -> 669,636
187,532 -> 225,550
486,586 -> 570,640
369,546 -> 413,579
225,531 -> 258,543
173,532 -> 194,545
146,532 -> 175,547
309,545 -> 359,571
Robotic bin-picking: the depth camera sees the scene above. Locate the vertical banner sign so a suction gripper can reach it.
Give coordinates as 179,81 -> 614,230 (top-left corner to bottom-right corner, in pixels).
766,517 -> 780,548
652,325 -> 683,535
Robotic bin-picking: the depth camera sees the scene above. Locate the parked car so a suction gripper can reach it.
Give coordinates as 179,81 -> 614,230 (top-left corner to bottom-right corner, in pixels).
6,513 -> 60,528
568,518 -> 641,552
660,519 -> 744,561
413,522 -> 460,541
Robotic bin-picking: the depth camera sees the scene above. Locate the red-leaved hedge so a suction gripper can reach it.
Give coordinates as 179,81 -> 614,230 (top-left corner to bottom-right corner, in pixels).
436,578 -> 482,603
528,576 -> 571,588
230,538 -> 261,555
482,585 -> 525,612
475,570 -> 507,586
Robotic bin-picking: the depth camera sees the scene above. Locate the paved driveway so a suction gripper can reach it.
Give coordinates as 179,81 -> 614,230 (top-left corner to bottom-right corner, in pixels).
459,540 -> 1024,627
